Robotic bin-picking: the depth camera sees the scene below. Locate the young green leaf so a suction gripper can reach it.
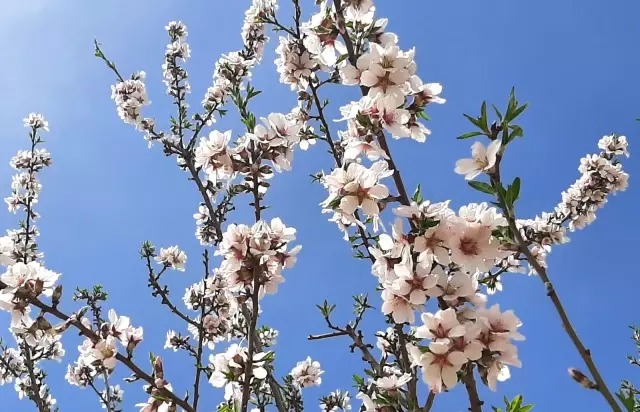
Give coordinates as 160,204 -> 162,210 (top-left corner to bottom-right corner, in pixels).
457,131 -> 484,140
480,101 -> 488,131
468,181 -> 496,195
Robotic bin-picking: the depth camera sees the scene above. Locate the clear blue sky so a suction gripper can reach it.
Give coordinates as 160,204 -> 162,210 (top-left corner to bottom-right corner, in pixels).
1,1 -> 638,411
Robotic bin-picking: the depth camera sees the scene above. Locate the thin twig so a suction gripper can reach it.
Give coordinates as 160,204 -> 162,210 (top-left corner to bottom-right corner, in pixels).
192,250 -> 211,411
422,391 -> 436,412
22,295 -> 195,412
88,377 -> 111,411
504,204 -> 621,411
490,152 -> 622,411
146,258 -> 200,329
309,82 -> 374,261
307,331 -> 348,340
101,370 -> 114,412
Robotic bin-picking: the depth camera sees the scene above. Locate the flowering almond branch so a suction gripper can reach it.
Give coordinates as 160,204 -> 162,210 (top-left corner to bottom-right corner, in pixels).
0,1 -> 634,412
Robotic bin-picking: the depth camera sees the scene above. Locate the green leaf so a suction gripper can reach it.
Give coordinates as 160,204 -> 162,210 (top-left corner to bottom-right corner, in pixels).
480,101 -> 488,131
412,184 -> 423,203
417,110 -> 431,121
507,103 -> 528,122
505,87 -> 518,121
511,177 -> 521,200
492,104 -> 503,121
352,374 -> 365,386
616,391 -> 636,412
509,125 -> 524,140
505,177 -> 521,209
457,131 -> 484,140
463,113 -> 483,130
468,181 -> 496,195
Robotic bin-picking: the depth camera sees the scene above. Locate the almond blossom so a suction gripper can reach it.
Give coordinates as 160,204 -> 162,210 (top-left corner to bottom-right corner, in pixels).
154,246 -> 187,271
290,357 -> 323,388
454,140 -> 501,180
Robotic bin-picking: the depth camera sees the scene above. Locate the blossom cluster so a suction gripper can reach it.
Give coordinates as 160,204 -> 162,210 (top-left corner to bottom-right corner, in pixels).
202,0 -> 277,114
110,71 -> 150,128
408,305 -> 523,393
516,134 -> 630,272
180,274 -> 241,349
208,343 -> 269,402
66,309 -> 143,386
321,160 -> 393,233
215,218 -> 299,298
0,115 -> 60,410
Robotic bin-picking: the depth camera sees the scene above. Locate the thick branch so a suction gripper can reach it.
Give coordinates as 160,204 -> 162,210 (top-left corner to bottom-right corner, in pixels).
462,366 -> 483,412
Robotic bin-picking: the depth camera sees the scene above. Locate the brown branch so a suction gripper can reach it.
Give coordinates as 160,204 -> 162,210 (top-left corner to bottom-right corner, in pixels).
462,365 -> 483,412
241,305 -> 287,412
240,283 -> 261,412
489,154 -> 622,412
192,250 -> 211,411
307,331 -> 348,340
22,343 -> 46,411
423,391 -> 436,412
309,82 -> 375,262
145,258 -> 200,329
505,209 -> 621,411
23,296 -> 195,412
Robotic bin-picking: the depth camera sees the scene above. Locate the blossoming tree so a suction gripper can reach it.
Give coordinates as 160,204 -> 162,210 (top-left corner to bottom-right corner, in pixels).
0,1 -> 635,411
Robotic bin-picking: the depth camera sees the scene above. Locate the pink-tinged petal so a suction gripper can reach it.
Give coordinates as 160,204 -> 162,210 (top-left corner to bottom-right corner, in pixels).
384,122 -> 411,138
409,289 -> 426,305
424,364 -> 443,393
454,158 -> 478,175
360,71 -> 379,87
425,83 -> 443,96
464,342 -> 483,361
368,184 -> 389,199
441,365 -> 459,389
448,324 -> 467,338
429,341 -> 451,355
470,141 -> 487,158
361,198 -> 380,216
464,169 -> 483,181
356,54 -> 371,71
486,139 -> 502,169
447,350 -> 468,366
389,70 -> 410,85
339,196 -> 359,215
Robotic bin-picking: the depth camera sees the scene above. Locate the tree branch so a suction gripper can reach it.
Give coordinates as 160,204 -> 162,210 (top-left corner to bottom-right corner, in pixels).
422,391 -> 436,412
22,295 -> 195,412
145,257 -> 200,329
462,365 -> 483,412
490,161 -> 622,412
192,250 -> 211,411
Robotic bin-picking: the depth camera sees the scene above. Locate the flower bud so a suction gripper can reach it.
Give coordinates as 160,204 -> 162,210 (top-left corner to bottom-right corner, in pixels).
52,285 -> 63,307
568,368 -> 597,389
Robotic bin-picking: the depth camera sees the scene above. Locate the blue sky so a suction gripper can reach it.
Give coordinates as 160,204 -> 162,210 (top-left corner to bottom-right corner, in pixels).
1,1 -> 639,411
